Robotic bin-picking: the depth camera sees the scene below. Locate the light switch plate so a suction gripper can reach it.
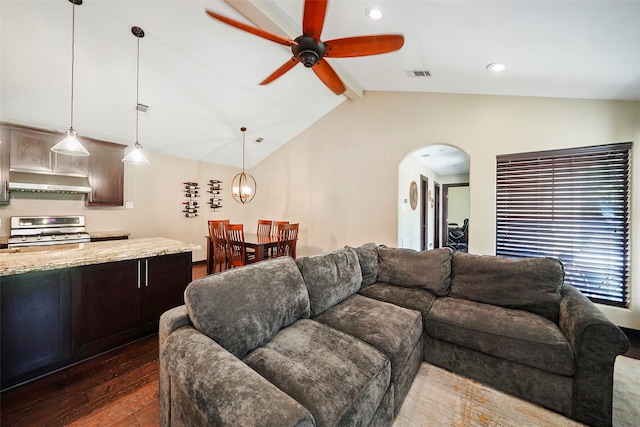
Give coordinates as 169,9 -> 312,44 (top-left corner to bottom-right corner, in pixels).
125,202 -> 134,209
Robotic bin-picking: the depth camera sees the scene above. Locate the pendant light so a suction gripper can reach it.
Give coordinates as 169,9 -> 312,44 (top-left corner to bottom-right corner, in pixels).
51,0 -> 90,157
122,26 -> 150,164
231,127 -> 257,204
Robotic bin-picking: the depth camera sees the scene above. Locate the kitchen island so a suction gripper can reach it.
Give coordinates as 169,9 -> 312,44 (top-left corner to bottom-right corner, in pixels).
1,237 -> 199,390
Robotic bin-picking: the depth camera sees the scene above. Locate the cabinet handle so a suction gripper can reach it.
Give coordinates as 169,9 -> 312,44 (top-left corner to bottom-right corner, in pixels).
145,259 -> 149,287
2,180 -> 7,200
137,260 -> 141,289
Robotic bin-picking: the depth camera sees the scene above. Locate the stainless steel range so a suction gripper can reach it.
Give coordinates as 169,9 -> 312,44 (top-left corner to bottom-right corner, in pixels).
8,215 -> 91,247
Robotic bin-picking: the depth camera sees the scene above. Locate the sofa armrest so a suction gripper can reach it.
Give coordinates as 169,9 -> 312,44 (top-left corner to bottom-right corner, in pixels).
558,284 -> 629,426
159,305 -> 192,350
161,327 -> 314,427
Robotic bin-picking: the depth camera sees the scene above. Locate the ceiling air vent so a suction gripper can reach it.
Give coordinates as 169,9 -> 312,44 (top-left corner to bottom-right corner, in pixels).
406,70 -> 432,78
135,103 -> 150,115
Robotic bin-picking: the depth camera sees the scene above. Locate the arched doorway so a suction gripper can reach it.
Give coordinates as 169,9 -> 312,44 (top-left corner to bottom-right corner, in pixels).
398,144 -> 470,251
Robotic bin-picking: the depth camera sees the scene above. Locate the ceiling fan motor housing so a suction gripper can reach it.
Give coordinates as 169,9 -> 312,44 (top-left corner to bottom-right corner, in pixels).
293,35 -> 326,67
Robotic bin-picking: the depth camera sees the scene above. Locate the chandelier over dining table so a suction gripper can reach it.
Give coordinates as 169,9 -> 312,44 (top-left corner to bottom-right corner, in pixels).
231,127 -> 256,204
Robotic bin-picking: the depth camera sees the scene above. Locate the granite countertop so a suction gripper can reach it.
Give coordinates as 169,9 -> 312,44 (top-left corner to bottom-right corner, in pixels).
0,237 -> 200,277
88,231 -> 131,239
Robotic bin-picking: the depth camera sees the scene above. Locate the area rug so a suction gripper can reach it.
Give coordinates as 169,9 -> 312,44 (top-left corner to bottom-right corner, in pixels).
394,356 -> 639,426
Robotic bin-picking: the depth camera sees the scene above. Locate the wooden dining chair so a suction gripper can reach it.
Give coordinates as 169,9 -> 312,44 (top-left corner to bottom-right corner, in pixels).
207,220 -> 230,274
275,223 -> 299,259
209,223 -> 229,273
270,221 -> 289,258
271,221 -> 289,239
257,219 -> 272,237
225,224 -> 254,267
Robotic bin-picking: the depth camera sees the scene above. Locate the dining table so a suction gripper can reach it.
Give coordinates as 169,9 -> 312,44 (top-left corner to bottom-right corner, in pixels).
205,232 -> 279,274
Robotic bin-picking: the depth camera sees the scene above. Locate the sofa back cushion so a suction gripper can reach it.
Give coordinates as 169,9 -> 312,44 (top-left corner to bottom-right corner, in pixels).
449,252 -> 564,322
377,246 -> 452,296
184,257 -> 310,359
296,247 -> 363,316
353,242 -> 379,288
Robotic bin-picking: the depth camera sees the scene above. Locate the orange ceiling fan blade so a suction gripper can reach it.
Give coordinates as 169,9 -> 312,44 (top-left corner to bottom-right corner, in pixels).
312,59 -> 345,95
324,35 -> 405,58
260,57 -> 300,85
303,0 -> 328,42
205,9 -> 298,46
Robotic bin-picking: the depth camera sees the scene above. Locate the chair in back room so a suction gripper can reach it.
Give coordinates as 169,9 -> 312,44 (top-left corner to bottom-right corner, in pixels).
207,220 -> 230,274
275,223 -> 299,259
225,223 -> 254,267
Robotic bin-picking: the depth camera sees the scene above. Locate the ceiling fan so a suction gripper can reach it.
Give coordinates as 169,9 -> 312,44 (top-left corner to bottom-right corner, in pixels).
205,0 -> 404,95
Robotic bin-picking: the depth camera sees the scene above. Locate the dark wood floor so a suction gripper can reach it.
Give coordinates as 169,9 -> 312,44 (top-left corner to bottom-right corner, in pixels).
2,262 -> 639,426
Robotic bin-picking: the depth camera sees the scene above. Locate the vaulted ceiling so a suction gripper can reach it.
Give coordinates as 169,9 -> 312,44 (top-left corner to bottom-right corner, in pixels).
2,1 -> 639,169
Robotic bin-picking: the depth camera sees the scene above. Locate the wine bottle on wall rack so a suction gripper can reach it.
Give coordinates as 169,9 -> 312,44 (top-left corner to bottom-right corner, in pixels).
185,213 -> 198,218
184,182 -> 199,186
185,185 -> 200,190
182,201 -> 198,205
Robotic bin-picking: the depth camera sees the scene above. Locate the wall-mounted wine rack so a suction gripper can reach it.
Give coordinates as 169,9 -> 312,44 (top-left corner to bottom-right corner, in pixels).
183,181 -> 199,218
208,180 -> 223,211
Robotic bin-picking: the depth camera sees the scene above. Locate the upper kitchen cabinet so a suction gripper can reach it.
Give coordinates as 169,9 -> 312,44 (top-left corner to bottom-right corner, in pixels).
7,125 -> 88,177
0,127 -> 9,204
85,139 -> 124,206
0,123 -> 125,206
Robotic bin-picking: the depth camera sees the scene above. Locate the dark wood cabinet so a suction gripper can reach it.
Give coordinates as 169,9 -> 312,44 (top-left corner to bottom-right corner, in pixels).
0,126 -> 9,204
142,253 -> 192,329
1,252 -> 191,390
85,139 -> 124,206
8,126 -> 88,176
0,123 -> 125,206
1,269 -> 72,389
73,252 -> 190,356
72,260 -> 141,357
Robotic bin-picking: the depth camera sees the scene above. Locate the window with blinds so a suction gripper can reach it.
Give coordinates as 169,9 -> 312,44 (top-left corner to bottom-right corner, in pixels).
496,142 -> 631,307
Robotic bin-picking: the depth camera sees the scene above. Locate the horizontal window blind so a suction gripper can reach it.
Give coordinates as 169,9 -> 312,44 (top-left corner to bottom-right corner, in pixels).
496,142 -> 631,307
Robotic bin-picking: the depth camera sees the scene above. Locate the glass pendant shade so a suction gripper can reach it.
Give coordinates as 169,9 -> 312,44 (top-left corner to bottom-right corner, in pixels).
51,128 -> 90,156
122,141 -> 150,164
231,127 -> 256,204
52,0 -> 90,157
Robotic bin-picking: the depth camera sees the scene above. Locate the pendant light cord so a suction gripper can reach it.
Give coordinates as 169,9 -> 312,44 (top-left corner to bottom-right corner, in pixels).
241,127 -> 247,174
135,34 -> 140,144
70,1 -> 76,129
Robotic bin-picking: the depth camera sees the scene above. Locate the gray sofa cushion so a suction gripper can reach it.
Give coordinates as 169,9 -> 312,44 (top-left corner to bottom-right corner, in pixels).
184,257 -> 310,359
377,246 -> 452,296
450,252 -> 564,321
358,282 -> 437,320
426,297 -> 575,376
314,294 -> 422,382
162,327 -> 315,426
296,247 -> 363,316
243,319 -> 391,427
353,242 -> 379,287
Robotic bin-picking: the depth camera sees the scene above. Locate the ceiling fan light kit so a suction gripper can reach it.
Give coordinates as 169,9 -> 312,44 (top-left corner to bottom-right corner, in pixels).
205,0 -> 404,95
51,0 -> 90,157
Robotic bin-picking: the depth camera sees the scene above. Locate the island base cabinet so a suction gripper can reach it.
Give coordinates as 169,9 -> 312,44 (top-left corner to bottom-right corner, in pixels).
73,252 -> 191,357
1,251 -> 192,391
72,260 -> 142,358
142,252 -> 192,330
1,270 -> 72,390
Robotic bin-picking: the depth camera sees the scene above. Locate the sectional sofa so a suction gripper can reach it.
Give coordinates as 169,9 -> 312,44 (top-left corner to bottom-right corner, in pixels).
159,244 -> 629,426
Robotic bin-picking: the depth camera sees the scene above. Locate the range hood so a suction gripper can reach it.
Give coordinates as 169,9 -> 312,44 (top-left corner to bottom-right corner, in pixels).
9,171 -> 92,193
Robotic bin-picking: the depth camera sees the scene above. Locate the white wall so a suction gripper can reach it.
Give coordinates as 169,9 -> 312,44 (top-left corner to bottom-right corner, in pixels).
447,186 -> 469,226
250,91 -> 640,329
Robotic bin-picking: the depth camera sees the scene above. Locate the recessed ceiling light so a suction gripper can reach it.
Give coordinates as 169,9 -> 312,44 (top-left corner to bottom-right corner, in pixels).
365,7 -> 383,20
487,63 -> 506,72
